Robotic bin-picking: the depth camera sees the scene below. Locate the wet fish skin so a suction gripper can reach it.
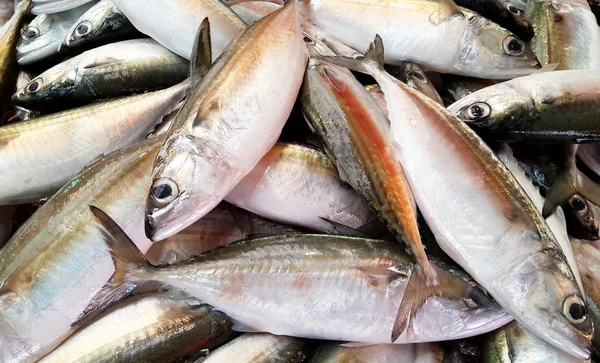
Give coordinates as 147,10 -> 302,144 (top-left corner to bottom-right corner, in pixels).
38,293 -> 236,363
13,39 -> 189,106
62,0 -> 136,50
0,80 -> 189,205
111,0 -> 247,60
202,333 -> 312,363
454,0 -> 534,39
309,342 -> 443,363
299,0 -> 539,79
146,1 -> 308,241
231,1 -> 280,24
448,70 -> 600,142
31,0 -> 94,14
17,4 -> 93,65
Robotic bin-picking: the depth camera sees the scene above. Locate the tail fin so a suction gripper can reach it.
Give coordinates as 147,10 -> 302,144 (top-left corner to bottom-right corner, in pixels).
320,35 -> 385,74
72,206 -> 152,328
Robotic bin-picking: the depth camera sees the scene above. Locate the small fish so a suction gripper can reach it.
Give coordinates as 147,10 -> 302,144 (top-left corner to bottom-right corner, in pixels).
448,70 -> 600,142
31,0 -> 95,14
17,3 -> 94,64
298,0 -> 540,79
454,0 -> 534,39
202,333 -> 312,363
110,0 -> 247,60
309,342 -> 444,363
38,293 -> 236,363
13,39 -> 189,106
145,2 -> 308,241
62,0 -> 137,50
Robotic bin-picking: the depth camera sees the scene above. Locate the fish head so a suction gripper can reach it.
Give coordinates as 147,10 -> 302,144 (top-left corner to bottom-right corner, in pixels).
16,14 -> 58,65
12,63 -> 78,104
456,11 -> 539,79
145,133 -> 230,242
63,2 -> 116,49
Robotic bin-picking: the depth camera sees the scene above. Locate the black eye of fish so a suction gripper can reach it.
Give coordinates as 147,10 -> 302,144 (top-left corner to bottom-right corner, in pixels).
412,72 -> 426,82
153,184 -> 172,200
507,4 -> 519,14
150,177 -> 179,205
27,80 -> 41,93
503,36 -> 525,56
75,21 -> 92,37
563,295 -> 588,324
303,36 -> 314,45
570,196 -> 586,212
465,102 -> 491,121
22,27 -> 39,40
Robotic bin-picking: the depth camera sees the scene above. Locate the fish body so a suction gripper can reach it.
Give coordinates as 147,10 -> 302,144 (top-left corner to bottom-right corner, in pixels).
203,333 -> 311,363
226,143 -> 374,235
454,0 -> 533,39
145,1 -> 308,241
0,80 -> 188,205
526,0 -> 600,70
231,1 -> 280,24
309,342 -> 443,363
17,3 -> 94,64
298,0 -> 539,79
31,0 -> 95,14
111,0 -> 246,60
13,39 -> 188,105
38,294 -> 235,363
62,0 -> 136,49
448,70 -> 600,142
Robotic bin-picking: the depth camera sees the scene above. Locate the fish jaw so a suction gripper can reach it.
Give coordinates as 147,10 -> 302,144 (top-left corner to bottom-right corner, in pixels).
16,29 -> 60,65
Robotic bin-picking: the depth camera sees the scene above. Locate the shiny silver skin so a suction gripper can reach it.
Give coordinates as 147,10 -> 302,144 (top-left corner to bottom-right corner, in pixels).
13,39 -> 188,105
202,333 -> 311,363
309,342 -> 444,363
62,0 -> 136,49
231,1 -> 280,24
31,0 -> 95,14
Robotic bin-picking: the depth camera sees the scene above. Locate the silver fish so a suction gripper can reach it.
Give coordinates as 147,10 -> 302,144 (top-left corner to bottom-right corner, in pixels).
202,333 -> 311,363
31,0 -> 95,14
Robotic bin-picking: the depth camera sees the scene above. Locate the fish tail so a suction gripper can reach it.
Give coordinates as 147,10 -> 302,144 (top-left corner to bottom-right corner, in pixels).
320,34 -> 385,75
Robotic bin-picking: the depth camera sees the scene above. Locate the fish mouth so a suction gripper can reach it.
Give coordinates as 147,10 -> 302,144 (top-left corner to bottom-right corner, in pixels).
17,44 -> 57,65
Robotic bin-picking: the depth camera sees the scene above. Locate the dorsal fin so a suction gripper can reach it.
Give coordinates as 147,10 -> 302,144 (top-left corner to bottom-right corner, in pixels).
190,18 -> 212,78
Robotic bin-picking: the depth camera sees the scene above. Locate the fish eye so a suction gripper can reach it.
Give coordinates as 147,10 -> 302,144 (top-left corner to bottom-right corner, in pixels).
563,295 -> 588,324
412,71 -> 426,82
22,26 -> 39,40
503,36 -> 525,56
150,177 -> 179,205
26,79 -> 42,93
506,3 -> 520,14
466,102 -> 491,121
569,195 -> 587,213
303,36 -> 315,45
75,21 -> 92,37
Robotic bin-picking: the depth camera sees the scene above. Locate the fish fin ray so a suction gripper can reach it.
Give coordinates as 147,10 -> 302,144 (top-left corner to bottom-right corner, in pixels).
320,35 -> 384,74
70,280 -> 135,329
190,18 -> 212,78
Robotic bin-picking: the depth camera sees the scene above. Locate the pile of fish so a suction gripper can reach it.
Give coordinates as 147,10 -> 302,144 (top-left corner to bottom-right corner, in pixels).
1,0 -> 600,361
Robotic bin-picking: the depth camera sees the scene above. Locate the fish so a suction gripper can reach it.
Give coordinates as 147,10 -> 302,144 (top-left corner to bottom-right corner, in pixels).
231,1 -> 280,24
0,205 -> 15,247
298,0 -> 540,79
0,79 -> 189,205
481,321 -> 590,363
38,293 -> 236,363
387,62 -> 443,105
526,0 -> 600,70
453,0 -> 534,39
17,3 -> 94,65
201,333 -> 312,363
323,37 -> 591,358
31,0 -> 95,14
145,1 -> 308,241
110,0 -> 247,60
91,215 -> 513,346
0,0 -> 31,114
308,342 -> 444,363
13,39 -> 189,106
448,70 -> 600,143
62,0 -> 137,50
442,75 -> 496,103
225,143 -> 375,236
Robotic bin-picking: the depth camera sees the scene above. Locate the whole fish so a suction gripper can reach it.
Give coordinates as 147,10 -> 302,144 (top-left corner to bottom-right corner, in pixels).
13,39 -> 188,106
309,342 -> 443,363
17,3 -> 93,64
526,0 -> 600,70
448,70 -> 600,142
323,37 -> 591,358
111,0 -> 246,60
482,321 -> 590,363
231,1 -> 280,24
442,75 -> 496,103
62,0 -> 136,50
31,0 -> 95,14
202,333 -> 312,363
0,79 -> 189,205
38,294 -> 235,363
145,1 -> 308,241
226,143 -> 374,236
454,0 -> 534,39
0,205 -> 15,247
298,0 -> 540,79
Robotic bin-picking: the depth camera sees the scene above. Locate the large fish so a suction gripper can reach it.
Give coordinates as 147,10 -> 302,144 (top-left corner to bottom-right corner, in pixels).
323,37 -> 591,358
13,39 -> 188,106
62,0 -> 136,50
111,0 -> 246,60
38,294 -> 236,363
454,0 -> 534,39
298,0 -> 540,79
202,333 -> 312,363
17,3 -> 93,64
145,1 -> 308,241
309,342 -> 443,363
526,0 -> 600,70
31,0 -> 95,14
0,79 -> 189,205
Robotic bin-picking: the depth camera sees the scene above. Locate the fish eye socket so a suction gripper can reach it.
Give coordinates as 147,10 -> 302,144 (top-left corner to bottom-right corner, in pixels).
303,36 -> 315,45
563,295 -> 588,324
465,102 -> 491,121
22,27 -> 39,40
503,36 -> 524,56
75,21 -> 92,37
151,177 -> 179,205
27,79 -> 42,93
412,71 -> 426,82
569,195 -> 587,213
507,3 -> 520,14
